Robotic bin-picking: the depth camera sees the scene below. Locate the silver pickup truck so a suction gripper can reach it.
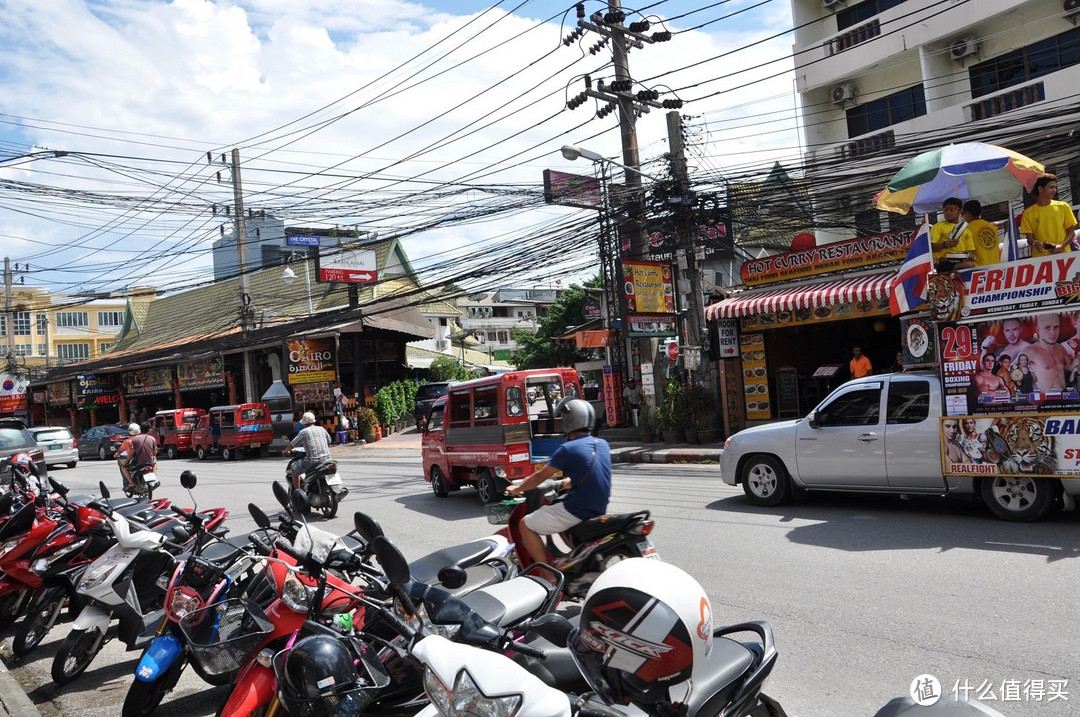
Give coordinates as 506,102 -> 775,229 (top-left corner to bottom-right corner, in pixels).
720,372 -> 1080,521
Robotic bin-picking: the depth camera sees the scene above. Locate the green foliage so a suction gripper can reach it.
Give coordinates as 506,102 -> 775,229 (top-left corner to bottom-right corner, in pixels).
373,390 -> 395,427
373,380 -> 422,426
428,356 -> 475,382
356,407 -> 379,433
684,382 -> 717,431
656,381 -> 685,431
511,277 -> 602,370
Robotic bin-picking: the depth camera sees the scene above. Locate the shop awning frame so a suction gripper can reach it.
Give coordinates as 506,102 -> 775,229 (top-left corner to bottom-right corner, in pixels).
704,270 -> 896,320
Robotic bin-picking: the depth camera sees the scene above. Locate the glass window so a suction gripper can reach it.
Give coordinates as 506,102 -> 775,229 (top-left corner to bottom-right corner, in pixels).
1058,26 -> 1080,66
241,406 -> 267,421
506,386 -> 524,417
13,311 -> 30,335
56,312 -> 89,329
13,344 -> 31,356
449,391 -> 472,426
473,386 -> 498,425
836,0 -> 909,32
0,315 -> 4,336
219,411 -> 236,427
36,314 -> 47,335
97,311 -> 125,328
99,342 -> 114,354
886,381 -> 930,424
815,387 -> 881,426
56,343 -> 90,360
427,405 -> 445,431
37,343 -> 47,356
847,85 -> 926,138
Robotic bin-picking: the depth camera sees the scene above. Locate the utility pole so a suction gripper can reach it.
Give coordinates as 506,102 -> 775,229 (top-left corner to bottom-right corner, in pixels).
230,149 -> 256,403
3,258 -> 13,362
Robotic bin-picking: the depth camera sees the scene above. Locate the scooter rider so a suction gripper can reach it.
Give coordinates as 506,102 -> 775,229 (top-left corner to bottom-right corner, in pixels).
117,423 -> 139,490
284,411 -> 332,489
506,397 -> 611,583
125,422 -> 158,496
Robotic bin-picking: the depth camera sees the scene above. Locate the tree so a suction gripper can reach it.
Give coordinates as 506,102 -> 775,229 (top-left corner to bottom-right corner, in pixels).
428,356 -> 476,382
511,277 -> 601,370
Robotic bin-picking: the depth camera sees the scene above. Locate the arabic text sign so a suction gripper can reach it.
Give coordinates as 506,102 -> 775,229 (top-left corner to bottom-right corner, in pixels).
942,414 -> 1080,478
622,260 -> 675,315
318,246 -> 377,284
122,366 -> 174,397
286,337 -> 337,385
176,358 -> 225,391
740,228 -> 914,286
75,374 -> 119,408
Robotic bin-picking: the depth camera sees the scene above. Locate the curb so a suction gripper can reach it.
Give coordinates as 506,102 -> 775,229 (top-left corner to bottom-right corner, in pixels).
611,447 -> 723,464
0,658 -> 40,717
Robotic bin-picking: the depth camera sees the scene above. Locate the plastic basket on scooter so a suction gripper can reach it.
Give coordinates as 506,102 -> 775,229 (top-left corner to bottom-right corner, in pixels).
485,498 -> 523,525
178,598 -> 273,677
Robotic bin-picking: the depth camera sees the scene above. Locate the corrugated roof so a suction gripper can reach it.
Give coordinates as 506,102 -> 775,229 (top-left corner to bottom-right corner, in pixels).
406,345 -> 512,368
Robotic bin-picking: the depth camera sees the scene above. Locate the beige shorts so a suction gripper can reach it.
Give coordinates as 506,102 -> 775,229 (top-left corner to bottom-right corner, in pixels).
523,502 -> 582,535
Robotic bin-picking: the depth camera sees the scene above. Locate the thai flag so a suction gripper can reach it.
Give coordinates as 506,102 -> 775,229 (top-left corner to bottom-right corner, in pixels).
1003,205 -> 1022,262
889,218 -> 933,316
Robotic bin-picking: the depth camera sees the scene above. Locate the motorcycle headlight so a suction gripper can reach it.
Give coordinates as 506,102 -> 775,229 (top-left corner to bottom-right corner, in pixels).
167,588 -> 204,621
79,560 -> 119,592
424,667 -> 520,717
33,537 -> 89,573
280,571 -> 315,612
0,539 -> 21,559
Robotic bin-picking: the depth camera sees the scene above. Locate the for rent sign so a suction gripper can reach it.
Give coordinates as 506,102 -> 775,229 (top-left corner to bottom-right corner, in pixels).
285,338 -> 337,385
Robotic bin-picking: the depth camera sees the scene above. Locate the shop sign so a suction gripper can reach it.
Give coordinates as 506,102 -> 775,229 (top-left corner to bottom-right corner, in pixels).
643,219 -> 733,263
177,358 -> 225,391
741,228 -> 915,287
926,253 -> 1080,322
317,246 -> 377,284
627,314 -> 677,338
575,330 -> 615,348
583,300 -> 602,320
739,334 -> 770,420
939,315 -> 1080,417
293,381 -> 332,404
900,315 -> 937,368
715,319 -> 738,359
0,373 -> 28,414
740,296 -> 890,332
122,366 -> 175,397
542,169 -> 602,210
622,260 -> 675,315
286,338 -> 337,385
75,374 -> 119,409
47,382 -> 72,406
941,414 -> 1080,478
602,365 -> 622,428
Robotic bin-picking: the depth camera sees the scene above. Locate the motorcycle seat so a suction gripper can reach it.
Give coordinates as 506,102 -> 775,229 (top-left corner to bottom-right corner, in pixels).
681,636 -> 756,716
442,564 -> 505,598
199,539 -> 246,566
566,511 -> 650,541
409,539 -> 501,584
310,460 -> 337,475
513,630 -> 590,694
460,575 -> 552,627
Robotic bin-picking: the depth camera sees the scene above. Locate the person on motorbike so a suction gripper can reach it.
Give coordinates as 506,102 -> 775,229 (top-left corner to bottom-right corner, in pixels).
506,397 -> 611,583
117,423 -> 140,491
125,421 -> 158,495
284,411 -> 332,489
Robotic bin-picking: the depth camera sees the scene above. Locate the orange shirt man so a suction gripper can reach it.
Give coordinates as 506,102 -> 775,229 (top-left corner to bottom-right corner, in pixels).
850,346 -> 872,378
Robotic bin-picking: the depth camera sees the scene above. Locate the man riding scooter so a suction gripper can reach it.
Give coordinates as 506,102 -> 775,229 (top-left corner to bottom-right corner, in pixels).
123,422 -> 158,497
506,397 -> 611,584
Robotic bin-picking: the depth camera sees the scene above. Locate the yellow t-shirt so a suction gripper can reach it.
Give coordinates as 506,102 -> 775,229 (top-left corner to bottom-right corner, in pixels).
930,220 -> 974,262
1021,201 -> 1077,257
967,219 -> 1000,266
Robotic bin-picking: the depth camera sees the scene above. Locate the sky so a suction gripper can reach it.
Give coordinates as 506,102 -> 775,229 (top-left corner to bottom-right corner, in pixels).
0,0 -> 802,298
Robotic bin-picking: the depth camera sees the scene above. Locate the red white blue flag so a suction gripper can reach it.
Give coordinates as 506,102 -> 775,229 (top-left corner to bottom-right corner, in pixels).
889,218 -> 933,316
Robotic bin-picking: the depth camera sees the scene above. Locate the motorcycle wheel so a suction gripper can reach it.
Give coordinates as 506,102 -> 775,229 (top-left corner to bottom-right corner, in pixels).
52,626 -> 105,685
122,657 -> 186,717
320,490 -> 339,519
12,592 -> 64,657
0,590 -> 26,630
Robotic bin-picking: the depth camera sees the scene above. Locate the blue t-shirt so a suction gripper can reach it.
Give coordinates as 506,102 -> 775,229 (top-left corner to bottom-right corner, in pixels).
547,435 -> 611,520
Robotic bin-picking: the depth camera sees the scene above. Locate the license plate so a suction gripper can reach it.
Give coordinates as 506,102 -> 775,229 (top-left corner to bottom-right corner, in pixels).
326,474 -> 342,485
637,540 -> 660,559
251,443 -> 261,448
49,444 -> 62,451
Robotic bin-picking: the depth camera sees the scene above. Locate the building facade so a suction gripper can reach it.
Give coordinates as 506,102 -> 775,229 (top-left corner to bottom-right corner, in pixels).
456,287 -> 559,360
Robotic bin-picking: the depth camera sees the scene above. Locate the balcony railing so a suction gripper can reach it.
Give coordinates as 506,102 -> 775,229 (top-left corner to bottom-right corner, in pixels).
968,82 -> 1045,122
827,19 -> 880,55
837,130 -> 895,160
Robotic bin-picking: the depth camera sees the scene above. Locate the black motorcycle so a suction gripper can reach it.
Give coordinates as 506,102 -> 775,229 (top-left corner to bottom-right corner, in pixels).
285,447 -> 347,519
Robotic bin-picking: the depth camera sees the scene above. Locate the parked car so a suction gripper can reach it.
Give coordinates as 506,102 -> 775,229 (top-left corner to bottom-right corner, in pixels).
414,381 -> 453,427
27,426 -> 78,469
77,424 -> 129,460
0,417 -> 48,479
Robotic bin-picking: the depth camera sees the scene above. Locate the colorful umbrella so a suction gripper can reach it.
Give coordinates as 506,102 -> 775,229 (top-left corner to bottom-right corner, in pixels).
875,142 -> 1044,214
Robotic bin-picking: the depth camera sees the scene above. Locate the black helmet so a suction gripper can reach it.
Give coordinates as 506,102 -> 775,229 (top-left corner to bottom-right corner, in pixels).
274,634 -> 390,715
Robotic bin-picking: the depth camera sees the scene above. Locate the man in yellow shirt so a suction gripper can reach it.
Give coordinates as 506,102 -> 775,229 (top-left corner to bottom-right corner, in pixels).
930,197 -> 974,272
1021,174 -> 1077,257
962,200 -> 1001,266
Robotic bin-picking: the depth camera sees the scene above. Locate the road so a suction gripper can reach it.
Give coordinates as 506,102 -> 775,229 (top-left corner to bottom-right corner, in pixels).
2,446 -> 1078,716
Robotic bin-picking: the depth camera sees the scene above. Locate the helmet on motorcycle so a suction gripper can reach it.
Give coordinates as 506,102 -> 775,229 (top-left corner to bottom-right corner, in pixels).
128,423 -> 141,435
7,452 -> 40,478
275,634 -> 390,711
569,558 -> 713,709
554,397 -> 594,436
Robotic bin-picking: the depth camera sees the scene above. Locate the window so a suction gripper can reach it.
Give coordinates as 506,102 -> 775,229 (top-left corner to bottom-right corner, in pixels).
846,85 -> 926,138
815,386 -> 881,426
427,405 -> 445,431
36,314 -> 47,335
56,343 -> 90,361
836,0 -> 907,32
36,343 -> 47,356
969,26 -> 1080,98
886,381 -> 929,424
13,344 -> 31,356
56,312 -> 89,329
97,311 -> 124,328
13,311 -> 30,335
449,391 -> 472,426
473,386 -> 498,425
506,386 -> 524,417
0,316 -> 4,336
241,406 -> 267,421
99,342 -> 114,354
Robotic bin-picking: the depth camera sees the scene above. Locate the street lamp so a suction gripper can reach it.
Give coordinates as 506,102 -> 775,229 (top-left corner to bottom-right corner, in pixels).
560,145 -> 664,183
281,253 -> 313,316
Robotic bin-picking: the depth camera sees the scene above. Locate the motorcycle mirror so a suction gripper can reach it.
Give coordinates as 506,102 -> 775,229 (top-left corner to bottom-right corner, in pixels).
372,535 -> 411,587
48,477 -> 68,497
180,471 -> 197,490
437,565 -> 467,590
289,488 -> 312,517
248,502 -> 271,529
272,481 -> 290,510
98,481 -> 111,500
353,511 -> 385,544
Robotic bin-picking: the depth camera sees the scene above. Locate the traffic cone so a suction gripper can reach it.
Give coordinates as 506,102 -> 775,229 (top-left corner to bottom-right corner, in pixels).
374,424 -> 382,442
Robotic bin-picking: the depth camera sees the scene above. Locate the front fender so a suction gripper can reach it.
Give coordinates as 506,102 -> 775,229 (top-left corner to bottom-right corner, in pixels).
134,634 -> 184,682
219,662 -> 276,717
72,604 -> 111,633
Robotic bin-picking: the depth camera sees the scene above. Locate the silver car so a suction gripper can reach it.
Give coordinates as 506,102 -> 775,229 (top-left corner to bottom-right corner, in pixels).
28,426 -> 79,469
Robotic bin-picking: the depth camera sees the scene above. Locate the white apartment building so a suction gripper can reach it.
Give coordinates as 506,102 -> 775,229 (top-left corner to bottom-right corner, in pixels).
792,0 -> 1080,242
456,288 -> 560,360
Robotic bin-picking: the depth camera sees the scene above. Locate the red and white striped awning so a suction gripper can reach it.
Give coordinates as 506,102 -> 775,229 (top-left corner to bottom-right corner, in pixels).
704,271 -> 896,320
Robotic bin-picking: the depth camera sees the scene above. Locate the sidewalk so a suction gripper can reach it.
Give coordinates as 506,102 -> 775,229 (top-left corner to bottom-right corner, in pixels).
0,658 -> 40,717
329,427 -> 722,464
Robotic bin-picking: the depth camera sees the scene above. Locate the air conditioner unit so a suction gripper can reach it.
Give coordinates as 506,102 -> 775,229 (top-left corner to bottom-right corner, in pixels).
435,339 -> 448,351
823,0 -> 845,9
832,83 -> 856,105
1066,0 -> 1080,24
951,37 -> 979,61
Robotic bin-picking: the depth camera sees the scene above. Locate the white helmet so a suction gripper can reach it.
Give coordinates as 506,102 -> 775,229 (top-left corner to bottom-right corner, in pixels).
569,558 -> 713,709
554,397 -> 595,435
128,423 -> 141,435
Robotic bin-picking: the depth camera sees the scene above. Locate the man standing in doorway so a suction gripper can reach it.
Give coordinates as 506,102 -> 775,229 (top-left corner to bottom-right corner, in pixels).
621,378 -> 641,426
1021,174 -> 1077,257
850,346 -> 872,378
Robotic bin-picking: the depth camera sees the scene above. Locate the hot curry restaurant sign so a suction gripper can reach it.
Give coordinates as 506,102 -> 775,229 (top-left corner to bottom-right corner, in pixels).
741,228 -> 915,287
285,338 -> 337,385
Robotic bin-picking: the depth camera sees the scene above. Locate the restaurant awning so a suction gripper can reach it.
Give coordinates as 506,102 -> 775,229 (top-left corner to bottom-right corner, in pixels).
704,270 -> 896,320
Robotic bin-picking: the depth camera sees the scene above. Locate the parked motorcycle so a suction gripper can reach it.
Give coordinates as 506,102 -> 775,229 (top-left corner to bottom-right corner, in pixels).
495,478 -> 658,598
124,462 -> 160,500
285,446 -> 347,519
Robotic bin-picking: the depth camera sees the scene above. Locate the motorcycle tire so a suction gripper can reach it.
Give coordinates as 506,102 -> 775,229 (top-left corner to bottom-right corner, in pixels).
320,490 -> 339,520
12,592 -> 65,657
0,589 -> 29,631
122,657 -> 186,717
52,626 -> 106,685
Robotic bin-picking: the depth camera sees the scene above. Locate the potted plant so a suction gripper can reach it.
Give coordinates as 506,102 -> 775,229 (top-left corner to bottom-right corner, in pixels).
658,381 -> 685,443
685,382 -> 721,444
356,407 -> 379,442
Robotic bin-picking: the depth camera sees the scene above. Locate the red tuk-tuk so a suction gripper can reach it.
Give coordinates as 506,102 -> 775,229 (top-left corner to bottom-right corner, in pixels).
421,368 -> 582,503
190,403 -> 273,460
151,408 -> 208,459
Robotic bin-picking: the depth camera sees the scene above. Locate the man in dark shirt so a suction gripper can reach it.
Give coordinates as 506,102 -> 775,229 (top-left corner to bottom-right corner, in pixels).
125,422 -> 158,494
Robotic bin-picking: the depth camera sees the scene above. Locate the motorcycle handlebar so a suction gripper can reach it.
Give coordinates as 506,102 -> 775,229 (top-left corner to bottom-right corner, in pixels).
509,640 -> 547,660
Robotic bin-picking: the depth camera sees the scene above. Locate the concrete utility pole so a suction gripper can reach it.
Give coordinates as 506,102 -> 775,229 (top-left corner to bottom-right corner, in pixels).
230,149 -> 256,403
3,257 -> 13,361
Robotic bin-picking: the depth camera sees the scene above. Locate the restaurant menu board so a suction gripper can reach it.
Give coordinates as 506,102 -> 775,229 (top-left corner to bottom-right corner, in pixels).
46,382 -> 71,406
622,260 -> 675,315
740,297 -> 889,332
122,366 -> 174,397
939,316 -> 1080,416
286,338 -> 337,385
177,358 -> 225,391
901,315 -> 937,368
941,414 -> 1080,479
293,381 -> 332,405
740,334 -> 770,420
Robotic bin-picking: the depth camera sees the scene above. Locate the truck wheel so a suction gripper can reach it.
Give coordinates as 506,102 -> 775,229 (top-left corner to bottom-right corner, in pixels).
430,466 -> 449,498
165,445 -> 177,460
196,446 -> 207,460
221,446 -> 234,461
981,475 -> 1054,522
476,471 -> 499,504
740,455 -> 791,507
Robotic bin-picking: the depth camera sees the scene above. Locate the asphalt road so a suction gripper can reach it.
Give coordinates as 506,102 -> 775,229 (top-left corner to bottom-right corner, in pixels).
2,448 -> 1078,717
